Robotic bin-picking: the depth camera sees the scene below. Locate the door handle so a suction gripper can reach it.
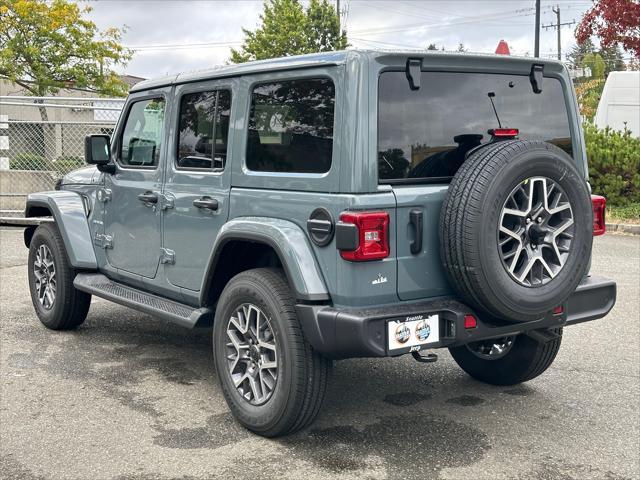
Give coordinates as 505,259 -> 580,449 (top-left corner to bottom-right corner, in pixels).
193,196 -> 219,211
137,191 -> 158,204
409,209 -> 423,255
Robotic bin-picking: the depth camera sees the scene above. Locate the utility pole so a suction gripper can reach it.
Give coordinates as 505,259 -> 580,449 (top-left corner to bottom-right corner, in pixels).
542,5 -> 576,61
534,0 -> 541,58
337,0 -> 340,31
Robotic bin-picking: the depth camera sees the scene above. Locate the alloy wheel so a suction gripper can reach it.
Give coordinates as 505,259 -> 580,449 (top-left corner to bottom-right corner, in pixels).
498,176 -> 574,287
225,303 -> 278,405
467,336 -> 515,360
33,244 -> 56,310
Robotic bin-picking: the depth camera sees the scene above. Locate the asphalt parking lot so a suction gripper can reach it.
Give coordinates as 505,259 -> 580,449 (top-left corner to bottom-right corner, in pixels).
1,228 -> 638,480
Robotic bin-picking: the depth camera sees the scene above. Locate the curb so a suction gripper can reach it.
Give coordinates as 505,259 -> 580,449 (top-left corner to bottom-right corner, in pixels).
606,223 -> 640,235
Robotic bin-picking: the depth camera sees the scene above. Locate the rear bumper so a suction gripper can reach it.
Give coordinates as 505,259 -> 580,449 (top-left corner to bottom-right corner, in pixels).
297,275 -> 616,359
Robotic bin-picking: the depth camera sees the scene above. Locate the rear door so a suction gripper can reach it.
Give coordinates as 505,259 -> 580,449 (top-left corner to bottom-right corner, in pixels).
377,69 -> 574,301
162,81 -> 234,291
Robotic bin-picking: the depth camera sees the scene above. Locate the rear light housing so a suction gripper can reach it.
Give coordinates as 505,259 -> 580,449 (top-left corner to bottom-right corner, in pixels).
339,212 -> 390,261
489,128 -> 519,139
591,195 -> 606,236
464,314 -> 477,329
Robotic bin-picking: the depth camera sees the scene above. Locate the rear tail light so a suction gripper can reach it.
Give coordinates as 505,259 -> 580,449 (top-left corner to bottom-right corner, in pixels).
489,128 -> 519,138
553,306 -> 564,315
591,195 -> 606,236
339,212 -> 390,261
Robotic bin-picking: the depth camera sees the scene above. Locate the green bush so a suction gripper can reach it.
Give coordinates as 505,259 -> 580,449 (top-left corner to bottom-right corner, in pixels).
9,153 -> 52,171
608,203 -> 640,224
584,123 -> 640,207
54,156 -> 86,175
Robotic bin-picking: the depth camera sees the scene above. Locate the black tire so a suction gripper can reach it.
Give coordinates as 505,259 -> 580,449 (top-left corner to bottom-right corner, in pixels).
439,140 -> 593,322
449,328 -> 563,385
27,223 -> 91,330
213,268 -> 331,437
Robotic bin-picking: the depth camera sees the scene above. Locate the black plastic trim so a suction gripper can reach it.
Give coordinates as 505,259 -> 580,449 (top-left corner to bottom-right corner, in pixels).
335,221 -> 359,250
307,208 -> 334,247
409,209 -> 423,255
296,275 -> 616,359
530,64 -> 544,94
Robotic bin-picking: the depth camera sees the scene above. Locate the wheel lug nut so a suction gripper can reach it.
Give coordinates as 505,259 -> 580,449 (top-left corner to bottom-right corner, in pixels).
537,217 -> 542,223
526,218 -> 531,224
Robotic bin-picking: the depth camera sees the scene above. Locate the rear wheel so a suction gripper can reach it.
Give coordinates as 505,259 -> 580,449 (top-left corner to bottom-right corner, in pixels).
213,268 -> 330,437
27,223 -> 91,330
449,328 -> 563,385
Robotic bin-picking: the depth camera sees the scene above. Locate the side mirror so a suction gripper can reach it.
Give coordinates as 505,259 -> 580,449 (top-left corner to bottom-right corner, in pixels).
85,135 -> 116,174
84,135 -> 111,165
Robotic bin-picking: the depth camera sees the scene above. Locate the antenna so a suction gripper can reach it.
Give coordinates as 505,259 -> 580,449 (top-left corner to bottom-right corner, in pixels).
487,92 -> 502,128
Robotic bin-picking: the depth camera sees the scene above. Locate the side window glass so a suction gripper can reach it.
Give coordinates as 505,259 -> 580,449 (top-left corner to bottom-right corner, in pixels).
177,90 -> 232,170
120,98 -> 166,168
247,78 -> 335,174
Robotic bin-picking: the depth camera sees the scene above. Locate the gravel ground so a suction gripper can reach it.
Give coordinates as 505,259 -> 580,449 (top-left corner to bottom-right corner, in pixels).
1,228 -> 638,480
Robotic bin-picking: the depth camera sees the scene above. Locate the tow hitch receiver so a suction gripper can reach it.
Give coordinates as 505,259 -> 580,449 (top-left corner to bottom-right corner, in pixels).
412,351 -> 438,363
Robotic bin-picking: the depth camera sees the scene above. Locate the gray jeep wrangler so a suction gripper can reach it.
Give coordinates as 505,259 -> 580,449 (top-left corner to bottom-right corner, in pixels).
21,50 -> 616,437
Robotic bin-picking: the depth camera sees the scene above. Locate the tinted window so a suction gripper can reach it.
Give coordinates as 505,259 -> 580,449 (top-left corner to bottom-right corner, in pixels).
120,98 -> 165,167
177,90 -> 231,170
378,72 -> 573,182
247,78 -> 335,173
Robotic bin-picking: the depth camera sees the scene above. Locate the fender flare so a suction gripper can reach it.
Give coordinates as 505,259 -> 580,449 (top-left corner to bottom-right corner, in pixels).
25,191 -> 97,269
201,217 -> 330,305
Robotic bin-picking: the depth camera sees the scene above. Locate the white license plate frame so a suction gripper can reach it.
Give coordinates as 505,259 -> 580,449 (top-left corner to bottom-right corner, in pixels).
387,314 -> 440,352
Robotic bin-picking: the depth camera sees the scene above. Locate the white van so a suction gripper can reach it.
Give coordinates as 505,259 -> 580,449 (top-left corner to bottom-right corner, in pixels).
594,71 -> 640,137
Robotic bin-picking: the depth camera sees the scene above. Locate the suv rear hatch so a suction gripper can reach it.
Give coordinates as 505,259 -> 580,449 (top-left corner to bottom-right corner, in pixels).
378,67 -> 576,301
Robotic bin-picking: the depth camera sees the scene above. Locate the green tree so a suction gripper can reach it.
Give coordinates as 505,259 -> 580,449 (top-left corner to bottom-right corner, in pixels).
230,0 -> 347,63
427,43 -> 438,50
456,43 -> 467,52
583,52 -> 606,78
0,0 -> 132,119
599,45 -> 626,76
568,37 -> 595,67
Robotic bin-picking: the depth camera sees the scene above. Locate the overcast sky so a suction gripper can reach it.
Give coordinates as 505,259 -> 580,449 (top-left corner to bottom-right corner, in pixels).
80,0 -> 596,79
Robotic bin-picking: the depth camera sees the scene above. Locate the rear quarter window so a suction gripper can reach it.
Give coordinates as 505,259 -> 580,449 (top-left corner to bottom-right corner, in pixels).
246,78 -> 335,174
378,71 -> 573,183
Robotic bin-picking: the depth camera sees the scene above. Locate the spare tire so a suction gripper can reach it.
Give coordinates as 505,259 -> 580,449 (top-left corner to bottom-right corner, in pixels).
439,139 -> 593,323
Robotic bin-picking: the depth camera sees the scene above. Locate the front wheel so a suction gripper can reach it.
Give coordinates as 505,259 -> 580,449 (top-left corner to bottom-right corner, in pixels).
449,328 -> 562,385
27,223 -> 91,330
213,268 -> 331,437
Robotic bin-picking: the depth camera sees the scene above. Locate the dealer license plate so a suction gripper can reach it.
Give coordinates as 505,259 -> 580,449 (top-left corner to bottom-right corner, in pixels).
388,314 -> 439,351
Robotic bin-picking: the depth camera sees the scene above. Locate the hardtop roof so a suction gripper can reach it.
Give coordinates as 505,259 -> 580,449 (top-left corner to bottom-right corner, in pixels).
130,49 -> 565,93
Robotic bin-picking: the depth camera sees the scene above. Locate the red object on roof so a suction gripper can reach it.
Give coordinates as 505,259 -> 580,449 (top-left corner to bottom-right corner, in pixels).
495,40 -> 511,55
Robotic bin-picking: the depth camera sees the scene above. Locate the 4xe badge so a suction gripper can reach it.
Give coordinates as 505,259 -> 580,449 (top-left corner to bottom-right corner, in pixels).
395,323 -> 411,344
372,273 -> 388,285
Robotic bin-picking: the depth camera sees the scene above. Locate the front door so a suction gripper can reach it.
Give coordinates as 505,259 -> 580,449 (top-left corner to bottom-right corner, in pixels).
162,82 -> 234,291
104,90 -> 169,279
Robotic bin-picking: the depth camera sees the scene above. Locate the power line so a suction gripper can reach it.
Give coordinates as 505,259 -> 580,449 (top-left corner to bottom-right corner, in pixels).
542,6 -> 577,60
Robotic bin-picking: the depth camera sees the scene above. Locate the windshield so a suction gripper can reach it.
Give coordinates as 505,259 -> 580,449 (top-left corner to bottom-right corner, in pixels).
378,71 -> 573,183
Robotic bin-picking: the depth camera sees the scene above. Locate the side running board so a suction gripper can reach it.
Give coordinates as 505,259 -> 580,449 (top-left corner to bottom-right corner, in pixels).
73,273 -> 213,328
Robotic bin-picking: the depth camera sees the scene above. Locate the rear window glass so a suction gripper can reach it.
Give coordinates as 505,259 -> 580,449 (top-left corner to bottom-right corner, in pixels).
378,71 -> 573,183
246,78 -> 335,173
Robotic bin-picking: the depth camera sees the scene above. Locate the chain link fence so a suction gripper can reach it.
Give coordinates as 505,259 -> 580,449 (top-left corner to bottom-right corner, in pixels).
0,97 -> 124,216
